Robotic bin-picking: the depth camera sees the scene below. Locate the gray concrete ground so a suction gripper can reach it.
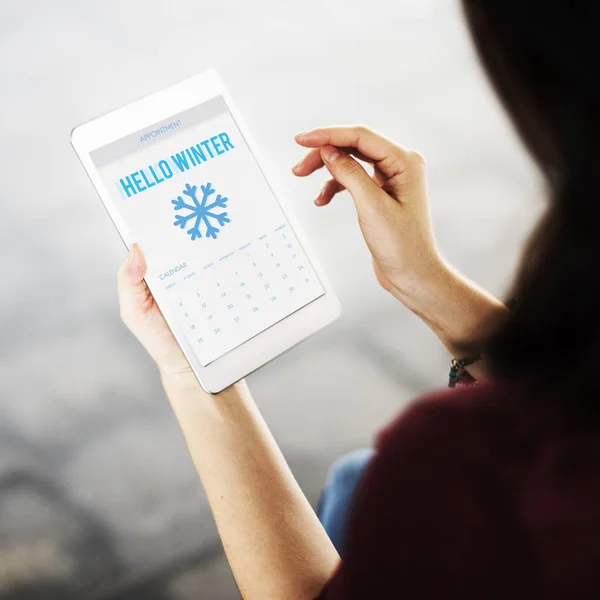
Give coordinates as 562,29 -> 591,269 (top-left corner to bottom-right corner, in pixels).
0,1 -> 543,598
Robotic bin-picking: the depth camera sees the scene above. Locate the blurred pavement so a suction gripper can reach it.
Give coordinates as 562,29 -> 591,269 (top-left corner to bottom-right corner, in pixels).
0,1 -> 543,598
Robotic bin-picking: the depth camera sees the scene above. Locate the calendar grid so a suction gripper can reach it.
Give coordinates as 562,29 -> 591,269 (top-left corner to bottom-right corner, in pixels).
163,223 -> 325,365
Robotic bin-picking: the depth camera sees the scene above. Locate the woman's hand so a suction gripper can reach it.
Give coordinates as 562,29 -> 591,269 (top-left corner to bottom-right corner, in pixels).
293,126 -> 446,312
293,126 -> 508,375
117,244 -> 194,379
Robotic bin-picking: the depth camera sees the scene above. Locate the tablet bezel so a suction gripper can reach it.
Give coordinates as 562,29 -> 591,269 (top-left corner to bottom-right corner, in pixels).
71,69 -> 340,393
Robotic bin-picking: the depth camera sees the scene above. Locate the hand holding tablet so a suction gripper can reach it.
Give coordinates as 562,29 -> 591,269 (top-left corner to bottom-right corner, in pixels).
72,70 -> 339,393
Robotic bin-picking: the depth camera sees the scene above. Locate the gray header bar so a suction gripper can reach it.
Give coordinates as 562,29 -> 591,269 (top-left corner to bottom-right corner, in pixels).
91,95 -> 228,168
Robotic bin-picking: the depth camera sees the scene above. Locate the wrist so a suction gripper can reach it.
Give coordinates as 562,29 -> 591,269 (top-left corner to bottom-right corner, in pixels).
387,256 -> 453,319
389,259 -> 507,347
159,365 -> 249,400
159,366 -> 203,393
161,370 -> 254,441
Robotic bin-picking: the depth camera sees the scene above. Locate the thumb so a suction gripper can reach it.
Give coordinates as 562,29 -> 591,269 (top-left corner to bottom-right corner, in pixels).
117,243 -> 150,318
320,145 -> 384,210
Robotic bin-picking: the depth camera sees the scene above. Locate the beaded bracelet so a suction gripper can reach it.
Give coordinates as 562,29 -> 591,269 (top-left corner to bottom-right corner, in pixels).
448,354 -> 482,388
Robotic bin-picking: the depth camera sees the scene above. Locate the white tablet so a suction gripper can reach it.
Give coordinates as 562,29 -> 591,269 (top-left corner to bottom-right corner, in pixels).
71,69 -> 339,393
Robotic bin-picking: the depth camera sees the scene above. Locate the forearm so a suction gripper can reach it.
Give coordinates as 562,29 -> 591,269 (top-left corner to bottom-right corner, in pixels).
160,371 -> 339,600
392,261 -> 508,381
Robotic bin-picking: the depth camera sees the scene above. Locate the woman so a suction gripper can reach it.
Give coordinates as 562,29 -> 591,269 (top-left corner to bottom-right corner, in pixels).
117,0 -> 600,597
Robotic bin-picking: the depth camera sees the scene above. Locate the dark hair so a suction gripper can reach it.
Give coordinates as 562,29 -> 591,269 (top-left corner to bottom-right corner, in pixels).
461,1 -> 600,407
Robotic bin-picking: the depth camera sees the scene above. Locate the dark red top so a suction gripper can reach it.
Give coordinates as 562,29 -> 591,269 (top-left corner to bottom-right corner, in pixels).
316,383 -> 600,599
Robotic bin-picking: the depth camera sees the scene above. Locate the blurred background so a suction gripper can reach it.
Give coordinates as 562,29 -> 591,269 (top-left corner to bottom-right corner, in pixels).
0,1 -> 544,598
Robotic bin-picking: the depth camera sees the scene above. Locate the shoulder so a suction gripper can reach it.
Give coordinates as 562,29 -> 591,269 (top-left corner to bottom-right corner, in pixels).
318,383 -> 538,598
375,381 -> 523,460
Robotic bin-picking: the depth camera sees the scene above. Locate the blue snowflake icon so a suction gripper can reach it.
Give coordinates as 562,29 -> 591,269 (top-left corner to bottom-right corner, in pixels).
171,182 -> 230,240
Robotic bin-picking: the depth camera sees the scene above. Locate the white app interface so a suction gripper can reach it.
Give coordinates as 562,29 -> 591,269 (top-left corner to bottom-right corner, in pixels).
92,97 -> 325,365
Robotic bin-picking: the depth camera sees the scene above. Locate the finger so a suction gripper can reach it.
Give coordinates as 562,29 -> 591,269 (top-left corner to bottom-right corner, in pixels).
314,178 -> 344,206
117,244 -> 151,319
320,145 -> 385,211
292,148 -> 322,176
314,172 -> 383,206
293,146 -> 374,177
295,126 -> 403,164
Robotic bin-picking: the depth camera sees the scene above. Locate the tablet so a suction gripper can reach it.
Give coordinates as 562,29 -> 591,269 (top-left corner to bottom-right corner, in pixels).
71,69 -> 339,393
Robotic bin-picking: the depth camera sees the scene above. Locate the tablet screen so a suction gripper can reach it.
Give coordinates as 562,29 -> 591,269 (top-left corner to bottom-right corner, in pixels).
91,96 -> 325,366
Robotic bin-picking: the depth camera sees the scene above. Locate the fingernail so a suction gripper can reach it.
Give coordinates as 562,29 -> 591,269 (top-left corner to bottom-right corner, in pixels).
315,185 -> 326,201
292,159 -> 303,172
322,145 -> 342,163
128,243 -> 137,264
295,130 -> 310,139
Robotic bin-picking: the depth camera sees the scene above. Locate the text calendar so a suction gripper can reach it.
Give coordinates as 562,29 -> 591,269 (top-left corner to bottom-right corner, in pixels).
164,222 -> 323,365
93,95 -> 325,367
